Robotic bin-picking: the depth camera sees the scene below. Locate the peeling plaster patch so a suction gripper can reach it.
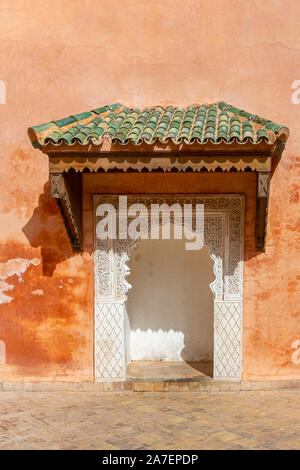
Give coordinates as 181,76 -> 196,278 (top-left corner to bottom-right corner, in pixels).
0,258 -> 40,281
0,340 -> 5,364
0,257 -> 41,304
0,280 -> 14,304
31,289 -> 43,296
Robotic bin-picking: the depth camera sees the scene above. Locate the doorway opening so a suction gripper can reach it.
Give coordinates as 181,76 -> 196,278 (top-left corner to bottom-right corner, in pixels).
94,194 -> 244,382
125,225 -> 215,381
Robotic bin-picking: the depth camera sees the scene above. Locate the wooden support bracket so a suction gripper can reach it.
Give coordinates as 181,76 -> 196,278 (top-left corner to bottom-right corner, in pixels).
255,171 -> 271,251
50,172 -> 83,251
49,166 -> 271,254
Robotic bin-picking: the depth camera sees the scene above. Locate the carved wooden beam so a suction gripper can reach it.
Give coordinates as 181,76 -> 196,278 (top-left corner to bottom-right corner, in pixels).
50,172 -> 82,251
255,171 -> 270,252
48,165 -> 271,253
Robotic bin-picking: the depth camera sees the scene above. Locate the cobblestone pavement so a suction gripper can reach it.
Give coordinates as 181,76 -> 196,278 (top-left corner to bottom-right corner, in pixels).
0,390 -> 299,449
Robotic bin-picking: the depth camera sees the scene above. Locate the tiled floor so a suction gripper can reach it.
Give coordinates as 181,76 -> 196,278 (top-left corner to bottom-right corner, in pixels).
0,390 -> 299,449
126,360 -> 213,380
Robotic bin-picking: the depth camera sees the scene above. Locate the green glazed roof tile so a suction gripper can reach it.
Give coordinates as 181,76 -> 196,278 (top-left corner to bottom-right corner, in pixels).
28,102 -> 289,149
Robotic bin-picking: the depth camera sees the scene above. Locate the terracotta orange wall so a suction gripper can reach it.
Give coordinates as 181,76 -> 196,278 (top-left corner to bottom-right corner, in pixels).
0,0 -> 299,381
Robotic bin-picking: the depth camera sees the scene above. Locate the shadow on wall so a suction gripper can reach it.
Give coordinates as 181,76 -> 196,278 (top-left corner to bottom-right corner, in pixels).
126,233 -> 215,366
22,182 -> 75,276
0,182 -> 92,371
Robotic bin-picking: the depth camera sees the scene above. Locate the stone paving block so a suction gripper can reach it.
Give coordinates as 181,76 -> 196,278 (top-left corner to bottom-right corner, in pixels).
69,382 -> 84,391
3,382 -> 24,391
241,381 -> 252,391
188,381 -> 201,391
34,382 -> 53,391
142,382 -> 154,392
103,382 -> 114,392
23,382 -> 37,392
219,382 -> 232,391
134,382 -> 145,392
113,382 -> 124,392
35,382 -> 70,392
178,382 -> 190,392
290,380 -> 300,389
165,382 -> 180,392
278,380 -> 294,389
230,382 -> 241,391
83,382 -> 103,392
152,382 -> 164,392
210,382 -> 222,391
256,381 -> 272,391
124,382 -> 134,392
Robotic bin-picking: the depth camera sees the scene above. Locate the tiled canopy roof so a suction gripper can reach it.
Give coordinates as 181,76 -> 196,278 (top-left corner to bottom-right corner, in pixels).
28,102 -> 289,149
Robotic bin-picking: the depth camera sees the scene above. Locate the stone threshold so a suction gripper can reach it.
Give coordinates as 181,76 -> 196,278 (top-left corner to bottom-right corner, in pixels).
0,379 -> 299,393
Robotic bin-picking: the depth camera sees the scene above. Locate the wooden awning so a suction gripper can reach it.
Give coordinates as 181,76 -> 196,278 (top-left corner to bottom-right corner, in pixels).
28,102 -> 289,252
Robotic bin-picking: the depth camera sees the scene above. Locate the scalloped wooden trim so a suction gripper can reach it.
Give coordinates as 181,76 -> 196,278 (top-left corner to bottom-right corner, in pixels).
49,155 -> 271,173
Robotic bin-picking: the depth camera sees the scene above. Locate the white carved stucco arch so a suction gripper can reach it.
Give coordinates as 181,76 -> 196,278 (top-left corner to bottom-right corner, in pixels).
94,194 -> 244,381
116,213 -> 223,302
126,235 -> 221,303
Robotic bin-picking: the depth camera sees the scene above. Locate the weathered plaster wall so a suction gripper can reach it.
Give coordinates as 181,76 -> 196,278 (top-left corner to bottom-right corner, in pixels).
0,0 -> 299,381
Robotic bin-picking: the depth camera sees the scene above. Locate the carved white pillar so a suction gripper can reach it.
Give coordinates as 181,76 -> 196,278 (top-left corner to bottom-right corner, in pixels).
214,301 -> 242,380
94,237 -> 131,381
95,302 -> 126,381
